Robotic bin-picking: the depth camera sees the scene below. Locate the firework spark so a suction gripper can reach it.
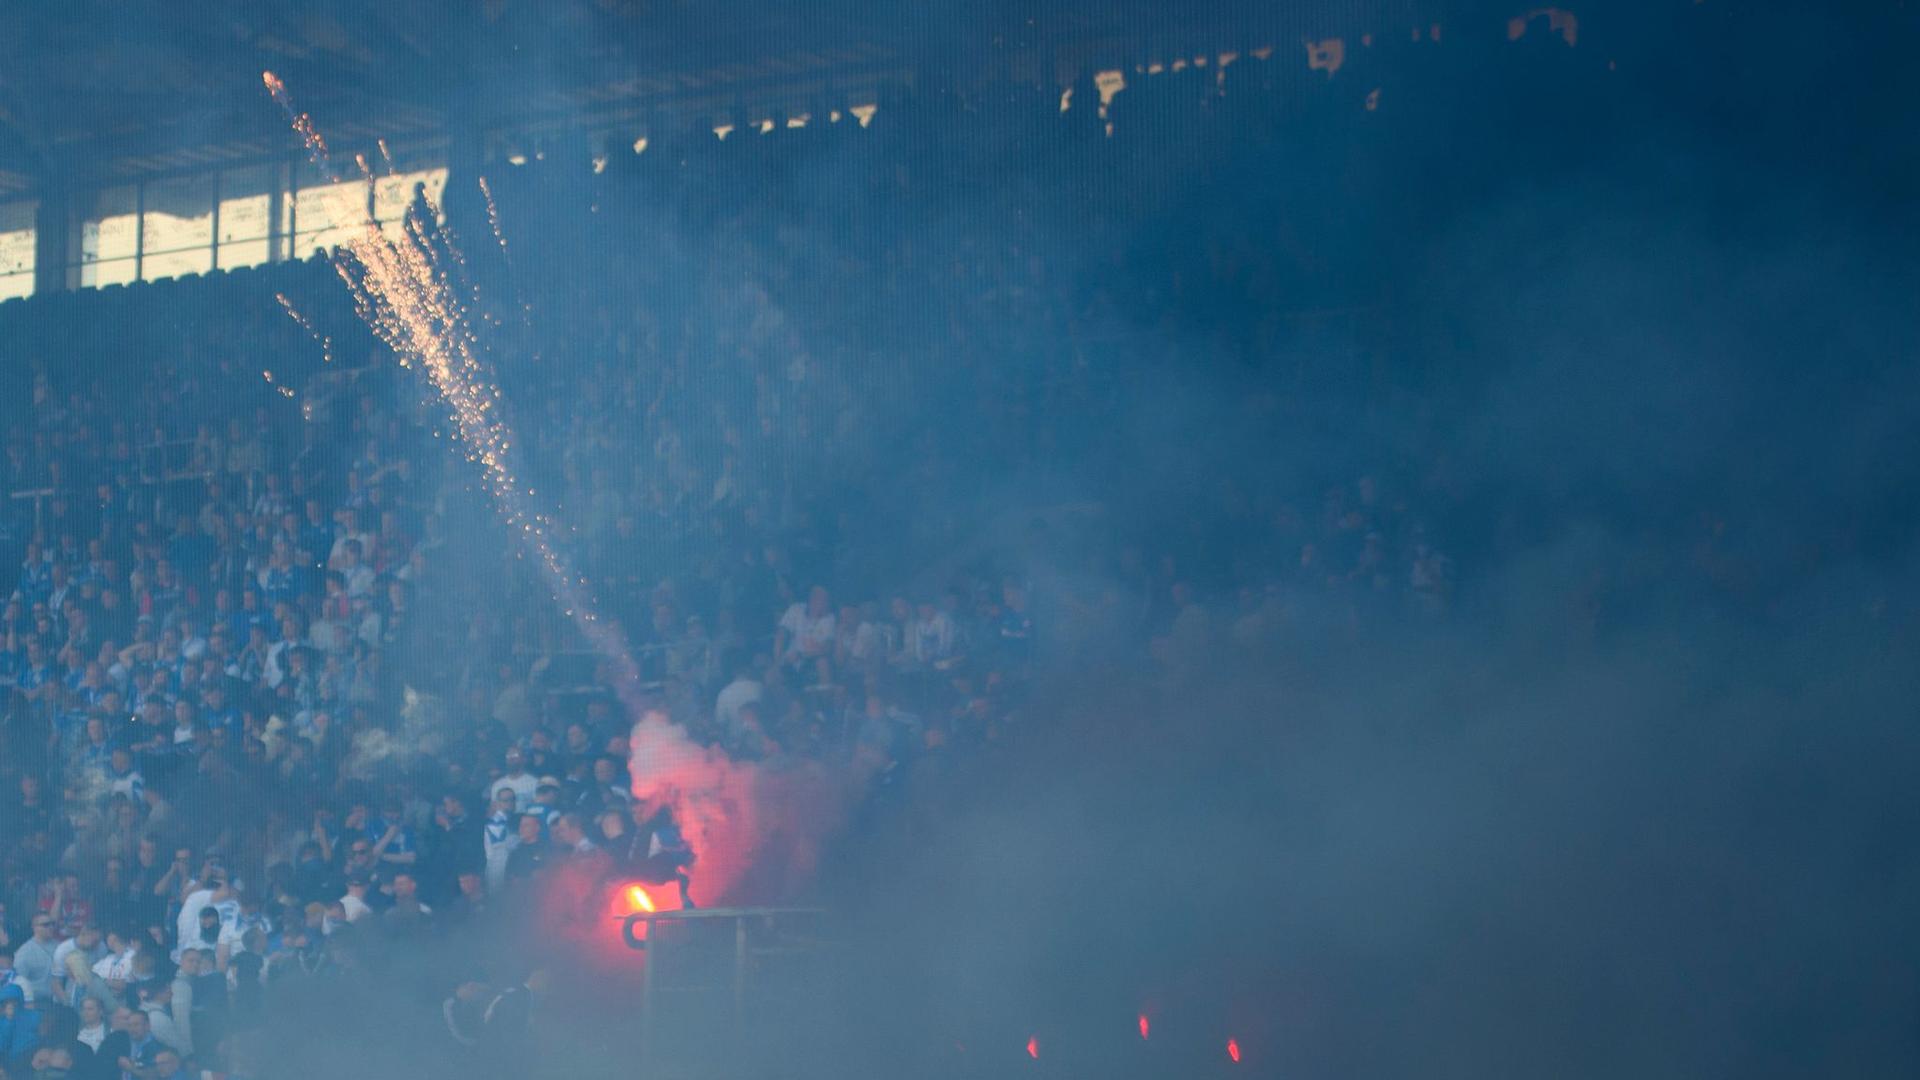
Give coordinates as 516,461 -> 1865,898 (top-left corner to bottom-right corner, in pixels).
477,175 -> 512,263
263,71 -> 348,181
275,292 -> 334,364
264,72 -> 643,699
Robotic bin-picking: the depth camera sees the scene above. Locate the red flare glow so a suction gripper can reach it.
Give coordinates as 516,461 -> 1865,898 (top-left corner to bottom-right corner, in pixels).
1026,1035 -> 1039,1059
1138,1013 -> 1150,1040
1227,1037 -> 1242,1063
601,879 -> 683,950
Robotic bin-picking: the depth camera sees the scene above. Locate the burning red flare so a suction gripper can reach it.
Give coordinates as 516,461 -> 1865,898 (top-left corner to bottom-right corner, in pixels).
1138,1013 -> 1150,1040
1026,1035 -> 1039,1059
1227,1037 -> 1242,1063
605,879 -> 683,950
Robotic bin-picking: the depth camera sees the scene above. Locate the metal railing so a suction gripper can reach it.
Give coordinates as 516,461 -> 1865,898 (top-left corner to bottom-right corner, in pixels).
623,906 -> 832,1072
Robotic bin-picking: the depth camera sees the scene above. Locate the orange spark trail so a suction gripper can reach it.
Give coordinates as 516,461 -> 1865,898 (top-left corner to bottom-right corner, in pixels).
476,175 -> 514,265
263,69 -> 367,186
275,292 -> 334,364
262,73 -> 645,707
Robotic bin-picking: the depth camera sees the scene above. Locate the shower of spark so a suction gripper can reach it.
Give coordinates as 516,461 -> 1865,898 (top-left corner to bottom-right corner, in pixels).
263,71 -> 349,182
337,218 -> 639,680
477,175 -> 512,262
263,72 -> 646,705
275,293 -> 334,364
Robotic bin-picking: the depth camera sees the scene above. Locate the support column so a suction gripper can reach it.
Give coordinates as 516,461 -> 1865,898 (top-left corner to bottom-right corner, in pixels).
31,186 -> 66,296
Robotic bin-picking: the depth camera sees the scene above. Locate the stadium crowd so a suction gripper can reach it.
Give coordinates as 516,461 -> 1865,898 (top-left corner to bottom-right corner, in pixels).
0,56 -> 1469,1079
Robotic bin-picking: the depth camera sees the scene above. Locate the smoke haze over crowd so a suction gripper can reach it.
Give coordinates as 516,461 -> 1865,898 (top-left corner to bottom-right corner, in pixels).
0,2 -> 1915,1078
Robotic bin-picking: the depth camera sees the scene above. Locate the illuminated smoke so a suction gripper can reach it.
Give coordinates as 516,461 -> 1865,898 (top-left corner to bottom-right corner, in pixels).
341,687 -> 450,778
626,710 -> 760,903
625,709 -> 867,905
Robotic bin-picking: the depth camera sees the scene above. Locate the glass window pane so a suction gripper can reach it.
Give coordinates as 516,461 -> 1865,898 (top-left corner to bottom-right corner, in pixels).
219,163 -> 279,270
220,190 -> 272,244
142,247 -> 212,282
141,173 -> 214,266
220,237 -> 272,269
291,222 -> 368,259
372,142 -> 448,241
0,200 -> 32,298
81,185 -> 140,266
292,162 -> 369,254
79,258 -> 137,289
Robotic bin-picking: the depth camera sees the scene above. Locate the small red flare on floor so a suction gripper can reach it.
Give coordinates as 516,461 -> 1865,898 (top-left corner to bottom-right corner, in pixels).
1227,1037 -> 1242,1063
1027,1035 -> 1040,1059
1138,1013 -> 1150,1040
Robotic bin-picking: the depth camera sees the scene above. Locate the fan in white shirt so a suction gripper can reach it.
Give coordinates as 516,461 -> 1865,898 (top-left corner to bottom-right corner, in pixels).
776,586 -> 837,668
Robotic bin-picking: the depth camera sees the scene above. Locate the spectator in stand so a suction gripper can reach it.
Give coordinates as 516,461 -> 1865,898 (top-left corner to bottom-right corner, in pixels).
39,874 -> 91,941
50,923 -> 104,1008
776,586 -> 836,687
504,814 -> 549,885
71,995 -> 110,1077
381,871 -> 431,938
489,749 -> 538,811
134,979 -> 185,1058
149,1046 -> 191,1080
13,912 -> 59,1004
550,814 -> 595,857
0,983 -> 40,1070
170,867 -> 233,964
338,873 -> 374,924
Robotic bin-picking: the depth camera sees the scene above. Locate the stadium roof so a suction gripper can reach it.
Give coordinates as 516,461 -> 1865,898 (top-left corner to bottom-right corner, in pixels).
0,0 -> 1321,196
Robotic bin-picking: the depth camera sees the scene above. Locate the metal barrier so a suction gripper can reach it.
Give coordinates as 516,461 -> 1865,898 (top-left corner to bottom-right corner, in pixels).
623,906 -> 832,1071
8,487 -> 52,534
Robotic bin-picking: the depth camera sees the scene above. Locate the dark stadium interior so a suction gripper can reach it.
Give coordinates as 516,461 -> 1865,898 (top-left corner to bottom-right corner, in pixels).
0,2 -> 1917,1078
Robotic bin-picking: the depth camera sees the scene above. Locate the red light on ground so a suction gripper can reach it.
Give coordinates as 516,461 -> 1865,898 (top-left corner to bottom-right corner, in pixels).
1138,1013 -> 1150,1040
1027,1035 -> 1040,1059
1227,1037 -> 1242,1063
